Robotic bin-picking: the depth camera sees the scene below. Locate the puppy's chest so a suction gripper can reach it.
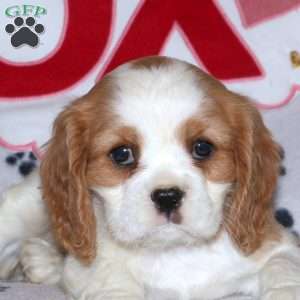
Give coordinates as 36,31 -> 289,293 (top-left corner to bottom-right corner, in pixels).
131,247 -> 254,299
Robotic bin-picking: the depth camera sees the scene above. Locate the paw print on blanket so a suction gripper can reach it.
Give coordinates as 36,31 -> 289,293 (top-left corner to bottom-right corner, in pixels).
278,146 -> 287,176
5,151 -> 37,177
275,208 -> 294,229
5,17 -> 44,47
0,285 -> 10,292
274,148 -> 296,232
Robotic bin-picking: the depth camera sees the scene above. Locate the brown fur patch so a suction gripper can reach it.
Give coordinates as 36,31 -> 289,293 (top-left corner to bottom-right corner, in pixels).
130,55 -> 175,70
179,64 -> 281,254
179,114 -> 235,183
40,75 -> 122,263
187,65 -> 282,254
210,95 -> 280,254
41,73 -> 144,263
87,126 -> 142,187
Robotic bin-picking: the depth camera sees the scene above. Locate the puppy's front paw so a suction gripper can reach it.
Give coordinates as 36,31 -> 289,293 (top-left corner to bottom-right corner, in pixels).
262,286 -> 300,300
20,238 -> 63,284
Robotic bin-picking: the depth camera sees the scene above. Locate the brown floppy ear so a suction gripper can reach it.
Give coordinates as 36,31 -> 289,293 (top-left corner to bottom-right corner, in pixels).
224,96 -> 281,255
40,99 -> 96,263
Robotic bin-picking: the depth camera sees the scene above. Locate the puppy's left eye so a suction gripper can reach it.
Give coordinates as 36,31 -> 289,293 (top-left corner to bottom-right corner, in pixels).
110,145 -> 135,166
192,140 -> 214,160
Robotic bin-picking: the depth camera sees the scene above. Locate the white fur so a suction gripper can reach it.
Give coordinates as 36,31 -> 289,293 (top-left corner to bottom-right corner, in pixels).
0,172 -> 49,279
1,60 -> 300,300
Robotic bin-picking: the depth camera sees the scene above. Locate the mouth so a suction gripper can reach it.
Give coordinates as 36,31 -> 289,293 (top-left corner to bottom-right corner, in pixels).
138,222 -> 204,248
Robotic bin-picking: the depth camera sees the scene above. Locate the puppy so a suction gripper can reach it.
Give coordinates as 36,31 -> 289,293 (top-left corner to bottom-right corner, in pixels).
1,56 -> 300,300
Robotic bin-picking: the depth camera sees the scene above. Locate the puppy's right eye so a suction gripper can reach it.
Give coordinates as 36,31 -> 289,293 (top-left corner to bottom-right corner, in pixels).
110,145 -> 135,166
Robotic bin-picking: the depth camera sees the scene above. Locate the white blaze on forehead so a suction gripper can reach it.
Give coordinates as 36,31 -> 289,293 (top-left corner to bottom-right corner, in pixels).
112,62 -> 205,141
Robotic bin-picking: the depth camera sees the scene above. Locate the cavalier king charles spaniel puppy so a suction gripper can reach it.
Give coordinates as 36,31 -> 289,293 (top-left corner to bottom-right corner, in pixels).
1,56 -> 300,300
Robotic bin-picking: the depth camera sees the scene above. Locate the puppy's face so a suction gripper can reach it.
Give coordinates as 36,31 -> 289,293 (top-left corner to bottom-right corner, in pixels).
41,57 -> 280,262
89,61 -> 233,247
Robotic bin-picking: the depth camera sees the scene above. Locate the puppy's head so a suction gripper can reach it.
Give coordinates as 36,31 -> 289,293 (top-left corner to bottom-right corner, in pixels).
41,56 -> 280,263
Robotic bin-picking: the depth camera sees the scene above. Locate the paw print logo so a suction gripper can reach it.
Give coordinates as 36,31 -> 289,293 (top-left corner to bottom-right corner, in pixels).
5,151 -> 38,177
5,16 -> 44,47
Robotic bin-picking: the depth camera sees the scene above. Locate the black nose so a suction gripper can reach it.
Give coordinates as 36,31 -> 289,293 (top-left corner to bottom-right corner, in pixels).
151,187 -> 184,216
